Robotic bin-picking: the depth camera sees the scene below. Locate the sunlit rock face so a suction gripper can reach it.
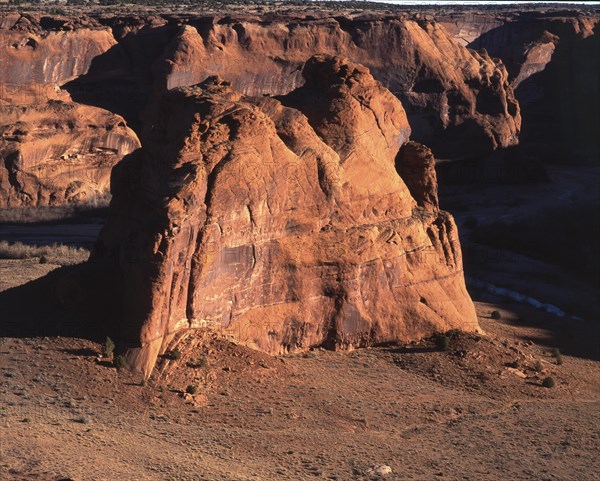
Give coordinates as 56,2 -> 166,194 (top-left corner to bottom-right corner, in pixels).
1,13 -> 519,159
0,14 -> 139,207
88,56 -> 478,376
0,101 -> 140,207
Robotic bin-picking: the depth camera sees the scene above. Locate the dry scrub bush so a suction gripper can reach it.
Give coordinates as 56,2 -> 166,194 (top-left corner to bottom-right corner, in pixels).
0,240 -> 90,265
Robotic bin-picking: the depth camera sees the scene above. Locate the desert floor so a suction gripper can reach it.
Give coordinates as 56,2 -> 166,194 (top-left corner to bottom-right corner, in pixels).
0,259 -> 599,481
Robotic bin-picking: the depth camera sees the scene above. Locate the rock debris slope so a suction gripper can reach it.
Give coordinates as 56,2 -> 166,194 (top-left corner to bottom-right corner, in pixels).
89,56 -> 479,376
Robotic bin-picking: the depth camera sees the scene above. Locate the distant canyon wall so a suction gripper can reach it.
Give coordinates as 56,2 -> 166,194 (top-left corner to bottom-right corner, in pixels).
2,12 -> 520,162
441,11 -> 600,164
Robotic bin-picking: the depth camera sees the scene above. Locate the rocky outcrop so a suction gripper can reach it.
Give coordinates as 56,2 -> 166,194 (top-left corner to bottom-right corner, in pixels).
0,100 -> 140,207
51,13 -> 520,159
467,14 -> 600,164
396,141 -> 439,211
0,14 -> 140,207
0,14 -> 115,97
86,56 -> 478,376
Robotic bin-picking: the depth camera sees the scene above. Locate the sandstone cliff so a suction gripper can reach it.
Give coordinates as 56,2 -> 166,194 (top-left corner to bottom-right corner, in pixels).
0,100 -> 140,207
0,14 -> 139,207
37,13 -> 520,159
462,13 -> 600,164
86,56 -> 478,376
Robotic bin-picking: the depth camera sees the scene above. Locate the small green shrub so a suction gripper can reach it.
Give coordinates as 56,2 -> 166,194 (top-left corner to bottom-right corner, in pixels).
435,334 -> 450,351
114,355 -> 127,370
103,337 -> 115,358
185,384 -> 197,395
446,329 -> 461,338
39,255 -> 48,264
187,356 -> 207,368
551,347 -> 561,357
534,360 -> 544,372
555,354 -> 564,365
140,379 -> 146,387
542,376 -> 556,388
491,310 -> 502,320
169,348 -> 182,360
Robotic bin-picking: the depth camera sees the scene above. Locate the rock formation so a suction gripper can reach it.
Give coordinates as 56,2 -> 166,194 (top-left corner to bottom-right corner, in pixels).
0,100 -> 140,207
0,14 -> 140,207
396,141 -> 439,212
463,13 -> 600,164
46,13 -> 520,159
87,56 -> 478,376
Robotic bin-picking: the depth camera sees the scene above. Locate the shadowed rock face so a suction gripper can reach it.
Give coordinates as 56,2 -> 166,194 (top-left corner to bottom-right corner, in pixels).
7,12 -> 518,159
465,15 -> 600,164
87,56 -> 478,376
0,101 -> 140,207
396,141 -> 439,212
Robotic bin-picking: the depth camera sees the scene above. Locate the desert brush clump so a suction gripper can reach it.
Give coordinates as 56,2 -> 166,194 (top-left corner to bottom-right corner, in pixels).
550,348 -> 564,365
491,310 -> 502,320
103,337 -> 115,358
186,384 -> 198,395
0,240 -> 89,265
169,348 -> 182,360
435,333 -> 450,351
542,376 -> 556,388
114,355 -> 127,370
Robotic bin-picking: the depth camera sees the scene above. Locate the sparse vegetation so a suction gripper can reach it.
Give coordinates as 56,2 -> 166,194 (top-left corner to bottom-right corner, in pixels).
169,348 -> 182,360
0,200 -> 109,224
103,337 -> 115,359
0,240 -> 90,265
534,360 -> 544,372
542,376 -> 556,388
185,384 -> 197,395
491,310 -> 502,320
551,349 -> 564,365
435,333 -> 450,351
114,355 -> 127,370
187,356 -> 207,368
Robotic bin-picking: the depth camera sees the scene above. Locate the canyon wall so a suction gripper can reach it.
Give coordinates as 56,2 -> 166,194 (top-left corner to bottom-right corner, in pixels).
0,13 -> 520,160
0,13 -> 139,207
442,12 -> 600,165
83,56 -> 478,376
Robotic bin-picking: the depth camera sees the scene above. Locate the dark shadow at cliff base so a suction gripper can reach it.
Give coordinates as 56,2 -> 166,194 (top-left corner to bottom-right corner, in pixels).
0,267 -> 95,339
436,145 -> 549,185
470,287 -> 600,362
471,19 -> 600,166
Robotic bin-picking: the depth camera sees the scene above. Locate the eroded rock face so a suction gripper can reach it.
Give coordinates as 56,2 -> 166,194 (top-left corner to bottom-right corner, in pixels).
0,101 -> 140,207
396,141 -> 439,212
0,14 -> 139,207
89,56 -> 478,376
0,14 -> 115,96
45,13 -> 520,159
468,15 -> 600,164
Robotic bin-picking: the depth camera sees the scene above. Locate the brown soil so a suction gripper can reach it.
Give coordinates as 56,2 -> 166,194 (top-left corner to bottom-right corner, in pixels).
0,260 -> 599,481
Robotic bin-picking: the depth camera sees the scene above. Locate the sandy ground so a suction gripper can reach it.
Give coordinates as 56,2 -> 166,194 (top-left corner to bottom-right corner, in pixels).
1,164 -> 598,480
0,259 -> 599,481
